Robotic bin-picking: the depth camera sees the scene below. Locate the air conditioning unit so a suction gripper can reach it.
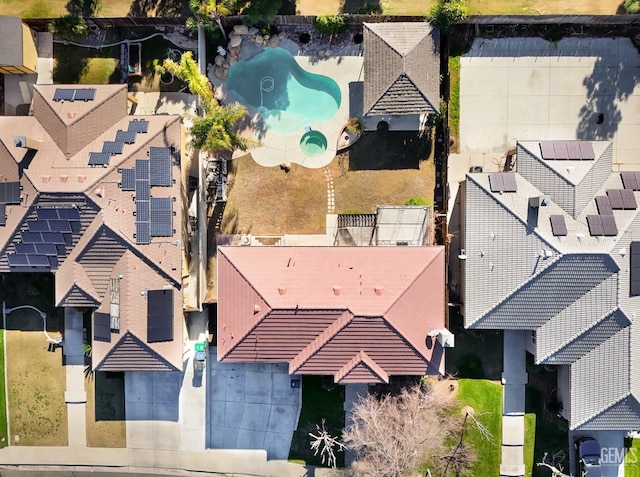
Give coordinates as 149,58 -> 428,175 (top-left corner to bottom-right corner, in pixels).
240,234 -> 251,246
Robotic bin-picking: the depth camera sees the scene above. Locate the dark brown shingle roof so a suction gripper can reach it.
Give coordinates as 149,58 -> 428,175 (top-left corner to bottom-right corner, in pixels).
96,331 -> 179,372
363,22 -> 440,116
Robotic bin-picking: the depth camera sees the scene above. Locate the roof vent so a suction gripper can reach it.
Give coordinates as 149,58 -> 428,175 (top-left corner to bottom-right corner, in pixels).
67,111 -> 77,119
77,175 -> 87,183
539,249 -> 554,259
94,186 -> 104,197
41,175 -> 51,183
333,286 -> 342,296
529,195 -> 550,208
240,234 -> 251,246
278,287 -> 287,295
458,248 -> 467,260
374,286 -> 383,296
254,304 -> 262,314
59,175 -> 69,183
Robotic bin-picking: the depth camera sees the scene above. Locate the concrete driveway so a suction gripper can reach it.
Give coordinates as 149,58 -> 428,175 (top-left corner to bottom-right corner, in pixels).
207,350 -> 301,460
569,430 -> 625,477
459,37 -> 640,168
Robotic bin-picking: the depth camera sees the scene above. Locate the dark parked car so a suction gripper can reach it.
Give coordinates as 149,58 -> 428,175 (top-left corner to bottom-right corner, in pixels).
574,436 -> 602,477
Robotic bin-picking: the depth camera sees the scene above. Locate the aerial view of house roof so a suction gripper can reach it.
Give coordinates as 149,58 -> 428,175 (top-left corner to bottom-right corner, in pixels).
0,84 -> 184,371
217,246 -> 445,383
363,22 -> 440,116
463,139 -> 640,430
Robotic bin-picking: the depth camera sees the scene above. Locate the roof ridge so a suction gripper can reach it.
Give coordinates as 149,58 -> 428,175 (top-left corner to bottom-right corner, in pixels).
289,310 -> 354,373
539,307 -> 629,363
334,350 -> 389,384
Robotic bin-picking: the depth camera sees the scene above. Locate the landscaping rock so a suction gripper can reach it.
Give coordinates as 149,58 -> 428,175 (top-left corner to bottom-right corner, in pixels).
255,35 -> 264,44
268,35 -> 280,48
228,56 -> 238,66
229,36 -> 242,48
223,61 -> 229,69
248,27 -> 259,35
214,66 -> 226,80
238,40 -> 264,61
214,55 -> 224,66
233,24 -> 249,35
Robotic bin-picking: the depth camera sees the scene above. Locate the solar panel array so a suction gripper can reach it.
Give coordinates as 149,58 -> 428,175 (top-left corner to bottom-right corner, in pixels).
147,289 -> 174,342
7,207 -> 81,270
549,215 -> 567,236
489,173 -> 517,193
0,182 -> 21,204
120,169 -> 135,191
128,119 -> 149,133
102,141 -> 124,155
53,88 -> 96,102
115,130 -> 137,144
89,118 -> 148,166
135,158 -> 151,244
587,215 -> 618,236
621,172 -> 640,191
539,141 -> 595,160
88,152 -> 111,167
595,196 -> 613,215
150,198 -> 173,236
149,147 -> 173,187
607,189 -> 637,210
631,242 -> 640,296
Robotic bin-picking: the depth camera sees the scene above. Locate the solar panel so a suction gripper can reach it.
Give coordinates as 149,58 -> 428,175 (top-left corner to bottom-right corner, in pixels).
553,141 -> 569,160
136,200 -> 150,222
136,180 -> 150,201
57,207 -> 80,221
0,203 -> 5,227
566,142 -> 581,159
579,141 -> 595,160
489,173 -> 504,192
147,289 -> 174,342
601,215 -> 618,236
88,152 -> 111,166
150,147 -> 172,187
621,189 -> 638,210
102,141 -> 124,155
128,119 -> 149,133
37,208 -> 58,220
550,215 -> 567,236
41,232 -> 66,244
74,88 -> 96,101
607,190 -> 624,209
135,159 -> 149,180
621,172 -> 638,190
136,222 -> 151,244
53,88 -> 74,102
14,243 -> 35,254
35,243 -> 58,255
7,254 -> 29,266
115,130 -> 137,144
47,256 -> 59,268
28,254 -> 51,267
28,220 -> 50,232
20,231 -> 42,243
540,142 -> 555,159
150,197 -> 173,236
0,182 -> 21,204
587,215 -> 604,236
94,312 -> 111,343
595,196 -> 613,215
121,168 -> 135,191
631,242 -> 640,296
502,173 -> 517,192
49,220 -> 73,233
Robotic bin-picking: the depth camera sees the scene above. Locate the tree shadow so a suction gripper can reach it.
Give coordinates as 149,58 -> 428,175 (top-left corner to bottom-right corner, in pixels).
339,0 -> 381,13
576,47 -> 640,141
346,129 -> 432,171
128,0 -> 189,18
65,0 -> 100,17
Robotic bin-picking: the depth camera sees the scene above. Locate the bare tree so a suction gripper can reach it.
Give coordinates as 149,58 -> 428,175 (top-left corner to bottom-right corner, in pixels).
537,451 -> 583,477
309,419 -> 345,468
342,380 -> 476,477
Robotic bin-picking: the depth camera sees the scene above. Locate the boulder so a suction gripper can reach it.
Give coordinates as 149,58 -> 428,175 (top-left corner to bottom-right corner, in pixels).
223,61 -> 229,69
238,39 -> 264,61
228,56 -> 238,66
213,66 -> 226,80
255,35 -> 264,44
221,68 -> 228,79
233,24 -> 249,35
248,27 -> 259,36
214,55 -> 224,66
229,36 -> 242,48
268,35 -> 280,48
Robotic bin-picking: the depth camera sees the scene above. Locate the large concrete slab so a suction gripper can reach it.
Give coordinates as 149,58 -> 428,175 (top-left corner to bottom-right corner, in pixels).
207,351 -> 301,460
459,37 -> 640,168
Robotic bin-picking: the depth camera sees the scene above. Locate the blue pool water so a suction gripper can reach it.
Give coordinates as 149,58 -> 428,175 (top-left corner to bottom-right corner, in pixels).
226,48 -> 342,136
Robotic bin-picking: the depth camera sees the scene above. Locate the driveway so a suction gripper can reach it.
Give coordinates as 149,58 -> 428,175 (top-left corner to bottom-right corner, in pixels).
458,37 -> 640,167
207,350 -> 301,460
569,430 -> 625,477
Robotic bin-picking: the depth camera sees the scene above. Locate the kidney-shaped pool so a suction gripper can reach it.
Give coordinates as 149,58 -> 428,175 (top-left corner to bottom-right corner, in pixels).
226,47 -> 342,136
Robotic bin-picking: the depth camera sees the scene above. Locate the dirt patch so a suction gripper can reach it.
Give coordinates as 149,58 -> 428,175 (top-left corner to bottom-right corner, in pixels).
6,330 -> 67,446
86,371 -> 126,448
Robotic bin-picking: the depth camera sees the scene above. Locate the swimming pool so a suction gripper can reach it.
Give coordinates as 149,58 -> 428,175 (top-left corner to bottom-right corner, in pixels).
226,48 -> 342,136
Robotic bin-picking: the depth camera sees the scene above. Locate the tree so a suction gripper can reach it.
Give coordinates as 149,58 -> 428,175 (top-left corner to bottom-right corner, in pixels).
343,381 -> 476,477
186,0 -> 232,39
625,0 -> 640,13
160,52 -> 215,105
234,0 -> 282,25
427,0 -> 470,32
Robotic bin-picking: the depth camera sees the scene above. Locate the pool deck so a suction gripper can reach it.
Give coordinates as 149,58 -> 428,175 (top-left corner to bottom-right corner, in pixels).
209,46 -> 364,169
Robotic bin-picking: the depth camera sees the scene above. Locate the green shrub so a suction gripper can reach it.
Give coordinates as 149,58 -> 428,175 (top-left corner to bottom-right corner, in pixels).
312,15 -> 349,35
345,117 -> 363,135
404,197 -> 434,207
48,15 -> 89,39
625,0 -> 640,13
427,0 -> 470,32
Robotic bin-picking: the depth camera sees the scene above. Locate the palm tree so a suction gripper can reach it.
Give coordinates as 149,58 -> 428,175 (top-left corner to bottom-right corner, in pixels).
160,52 -> 214,105
191,101 -> 255,155
186,0 -> 232,40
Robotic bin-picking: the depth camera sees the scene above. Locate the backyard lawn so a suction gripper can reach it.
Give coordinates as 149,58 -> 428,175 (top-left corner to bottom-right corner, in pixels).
289,375 -> 345,466
53,44 -> 120,85
627,439 -> 640,476
0,330 -> 7,447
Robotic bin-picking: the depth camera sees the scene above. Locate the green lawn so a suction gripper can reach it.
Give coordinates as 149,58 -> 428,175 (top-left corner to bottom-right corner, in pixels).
53,44 -> 120,84
524,413 -> 535,476
289,376 -> 345,467
448,56 -> 460,153
626,439 -> 640,476
0,330 -> 7,447
456,379 -> 502,475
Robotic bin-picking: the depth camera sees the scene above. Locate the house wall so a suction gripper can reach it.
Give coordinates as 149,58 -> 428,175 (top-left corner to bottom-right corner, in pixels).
516,143 -> 576,217
21,24 -> 37,73
558,364 -> 571,421
361,113 -> 422,132
3,74 -> 35,114
526,330 -> 536,356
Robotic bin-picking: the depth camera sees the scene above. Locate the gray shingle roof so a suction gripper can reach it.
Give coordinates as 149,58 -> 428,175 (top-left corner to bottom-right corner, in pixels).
363,22 -> 440,116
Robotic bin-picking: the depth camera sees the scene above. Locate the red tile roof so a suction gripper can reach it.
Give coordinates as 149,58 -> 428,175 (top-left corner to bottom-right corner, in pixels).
218,246 -> 445,383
